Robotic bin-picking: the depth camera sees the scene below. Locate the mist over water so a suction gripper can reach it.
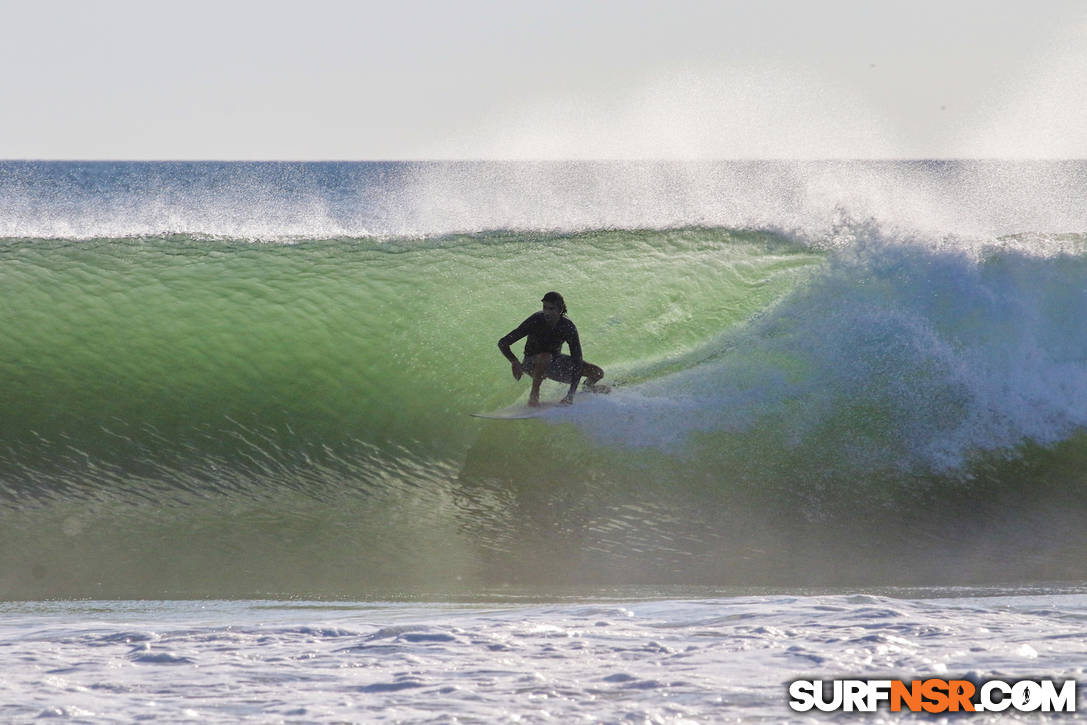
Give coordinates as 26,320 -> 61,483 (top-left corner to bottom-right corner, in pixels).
2,160 -> 1085,240
1,161 -> 1086,599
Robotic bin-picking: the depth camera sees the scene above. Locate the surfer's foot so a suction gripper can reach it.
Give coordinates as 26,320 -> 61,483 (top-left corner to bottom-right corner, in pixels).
527,396 -> 541,407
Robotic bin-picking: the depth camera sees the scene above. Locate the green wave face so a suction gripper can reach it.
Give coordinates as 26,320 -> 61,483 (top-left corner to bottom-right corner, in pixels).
0,229 -> 815,468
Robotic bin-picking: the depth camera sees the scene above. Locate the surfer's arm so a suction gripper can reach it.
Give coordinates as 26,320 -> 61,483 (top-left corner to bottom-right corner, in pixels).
497,319 -> 531,364
498,317 -> 533,380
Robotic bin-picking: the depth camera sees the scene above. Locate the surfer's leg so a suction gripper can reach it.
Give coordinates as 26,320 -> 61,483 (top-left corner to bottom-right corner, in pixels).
543,354 -> 607,393
581,362 -> 604,386
579,361 -> 608,392
527,353 -> 552,406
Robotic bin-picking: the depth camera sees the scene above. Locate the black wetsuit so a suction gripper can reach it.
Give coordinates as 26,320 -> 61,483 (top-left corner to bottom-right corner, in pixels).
498,312 -> 584,397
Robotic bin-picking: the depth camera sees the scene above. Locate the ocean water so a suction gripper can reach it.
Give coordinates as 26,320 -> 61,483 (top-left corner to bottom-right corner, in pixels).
2,160 -> 1086,721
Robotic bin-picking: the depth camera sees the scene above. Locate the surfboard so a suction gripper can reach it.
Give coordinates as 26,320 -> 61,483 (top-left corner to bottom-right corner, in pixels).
471,401 -> 562,420
471,384 -> 613,420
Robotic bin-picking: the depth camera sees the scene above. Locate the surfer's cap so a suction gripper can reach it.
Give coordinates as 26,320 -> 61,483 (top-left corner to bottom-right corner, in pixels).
541,291 -> 567,314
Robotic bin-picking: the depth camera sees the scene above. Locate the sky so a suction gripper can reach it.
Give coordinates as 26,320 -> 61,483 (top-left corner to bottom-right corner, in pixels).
1,0 -> 1085,159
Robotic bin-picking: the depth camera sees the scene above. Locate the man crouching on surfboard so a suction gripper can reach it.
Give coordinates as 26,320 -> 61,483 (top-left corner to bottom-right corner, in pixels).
498,291 -> 606,406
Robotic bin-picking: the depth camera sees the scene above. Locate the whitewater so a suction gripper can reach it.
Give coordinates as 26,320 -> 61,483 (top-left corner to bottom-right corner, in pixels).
2,160 -> 1086,721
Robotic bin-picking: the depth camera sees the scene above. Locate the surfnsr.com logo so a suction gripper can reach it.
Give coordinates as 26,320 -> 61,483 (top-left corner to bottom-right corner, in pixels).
788,679 -> 1077,713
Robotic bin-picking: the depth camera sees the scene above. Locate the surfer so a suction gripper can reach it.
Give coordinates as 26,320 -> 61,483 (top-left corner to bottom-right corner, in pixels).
498,291 -> 605,406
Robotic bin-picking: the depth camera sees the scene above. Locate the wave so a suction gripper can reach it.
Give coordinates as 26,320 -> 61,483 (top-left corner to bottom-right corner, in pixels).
2,163 -> 1087,596
0,227 -> 1083,597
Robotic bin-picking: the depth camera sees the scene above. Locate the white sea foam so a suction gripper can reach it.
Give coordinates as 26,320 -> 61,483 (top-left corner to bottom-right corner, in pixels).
553,234 -> 1087,476
1,592 -> 1084,722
